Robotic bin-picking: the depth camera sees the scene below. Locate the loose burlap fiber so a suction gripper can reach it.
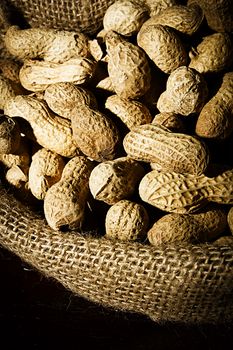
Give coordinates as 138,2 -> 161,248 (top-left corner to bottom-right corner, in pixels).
0,0 -> 233,323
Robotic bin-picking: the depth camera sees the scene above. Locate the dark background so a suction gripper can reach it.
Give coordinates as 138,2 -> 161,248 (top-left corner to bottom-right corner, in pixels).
0,246 -> 233,349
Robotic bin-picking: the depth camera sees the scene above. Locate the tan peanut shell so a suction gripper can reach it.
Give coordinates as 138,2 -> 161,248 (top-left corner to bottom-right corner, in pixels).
195,72 -> 233,140
189,33 -> 233,74
137,24 -> 188,74
103,0 -> 149,36
123,124 -> 209,175
28,148 -> 65,200
213,235 -> 233,246
71,104 -> 120,162
95,76 -> 115,95
144,0 -> 177,17
5,164 -> 28,189
106,31 -> 151,99
105,94 -> 152,130
188,0 -> 233,33
19,58 -> 96,92
4,95 -> 79,158
44,83 -> 97,119
89,157 -> 145,205
0,59 -> 21,83
139,169 -> 233,214
44,156 -> 94,231
141,4 -> 203,35
157,66 -> 208,116
4,26 -> 90,63
0,74 -> 20,110
148,206 -> 227,246
0,114 -> 20,154
227,207 -> 233,235
0,136 -> 30,169
105,200 -> 149,241
151,112 -> 186,133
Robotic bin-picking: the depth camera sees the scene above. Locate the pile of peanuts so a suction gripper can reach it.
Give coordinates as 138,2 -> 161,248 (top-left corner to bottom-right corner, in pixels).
1,0 -> 233,246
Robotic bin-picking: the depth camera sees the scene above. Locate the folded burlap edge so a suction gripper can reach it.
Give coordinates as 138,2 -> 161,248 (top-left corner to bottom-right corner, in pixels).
0,185 -> 233,324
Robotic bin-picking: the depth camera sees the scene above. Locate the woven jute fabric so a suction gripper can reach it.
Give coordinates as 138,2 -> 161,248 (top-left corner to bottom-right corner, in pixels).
5,0 -> 114,34
0,186 -> 233,323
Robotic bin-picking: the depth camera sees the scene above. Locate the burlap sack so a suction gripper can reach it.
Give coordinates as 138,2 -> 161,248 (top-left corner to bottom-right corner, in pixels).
0,0 -> 233,324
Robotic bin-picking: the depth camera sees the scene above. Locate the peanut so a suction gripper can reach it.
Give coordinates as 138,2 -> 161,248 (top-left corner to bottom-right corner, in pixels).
103,0 -> 149,36
137,24 -> 188,74
4,95 -> 80,158
105,94 -> 152,130
70,104 -> 120,162
157,66 -> 208,116
139,169 -> 233,214
227,207 -> 233,235
0,136 -> 30,169
148,206 -> 227,246
0,58 -> 21,83
0,114 -> 20,154
151,112 -> 186,133
4,26 -> 90,63
141,4 -> 203,35
44,83 -> 98,118
0,73 -> 20,110
189,33 -> 233,74
105,199 -> 149,241
5,164 -> 28,189
19,58 -> 96,92
106,31 -> 151,99
44,156 -> 94,231
89,157 -> 145,205
123,124 -> 209,175
28,148 -> 65,200
143,0 -> 177,17
195,72 -> 233,140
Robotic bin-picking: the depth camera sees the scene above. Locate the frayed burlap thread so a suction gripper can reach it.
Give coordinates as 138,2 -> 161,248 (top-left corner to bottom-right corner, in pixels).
0,186 -> 233,323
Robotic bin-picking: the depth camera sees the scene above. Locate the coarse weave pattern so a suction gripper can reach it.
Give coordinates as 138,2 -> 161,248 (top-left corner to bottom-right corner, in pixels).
0,186 -> 233,323
6,0 -> 114,34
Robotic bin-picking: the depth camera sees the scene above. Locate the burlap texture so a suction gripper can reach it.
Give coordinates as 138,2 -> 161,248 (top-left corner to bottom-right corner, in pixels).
0,186 -> 233,323
0,0 -> 233,324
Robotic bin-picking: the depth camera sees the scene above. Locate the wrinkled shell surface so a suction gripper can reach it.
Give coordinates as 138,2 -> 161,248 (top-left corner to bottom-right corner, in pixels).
19,58 -> 96,92
105,199 -> 149,241
28,148 -> 65,200
0,137 -> 30,168
157,66 -> 208,116
189,33 -> 233,74
0,114 -> 20,154
103,0 -> 149,36
195,72 -> 233,140
106,32 -> 151,99
105,94 -> 152,130
89,157 -> 145,205
71,104 -> 120,162
44,83 -> 97,119
141,4 -> 203,35
227,207 -> 233,235
0,59 -> 21,83
151,112 -> 186,133
139,169 -> 233,213
144,0 -> 177,17
4,26 -> 90,63
123,124 -> 209,175
148,206 -> 227,245
137,24 -> 188,74
44,156 -> 93,231
4,95 -> 79,157
0,74 -> 18,110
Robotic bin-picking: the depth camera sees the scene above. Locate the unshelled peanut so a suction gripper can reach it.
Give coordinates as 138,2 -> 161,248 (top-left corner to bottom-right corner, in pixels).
0,114 -> 20,154
195,72 -> 233,140
105,200 -> 149,241
19,58 -> 96,92
105,94 -> 152,130
89,157 -> 145,205
139,169 -> 233,214
28,148 -> 65,200
106,31 -> 151,99
157,66 -> 208,116
123,124 -> 209,175
148,206 -> 227,246
44,156 -> 93,231
4,26 -> 90,63
4,95 -> 79,157
151,112 -> 186,133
